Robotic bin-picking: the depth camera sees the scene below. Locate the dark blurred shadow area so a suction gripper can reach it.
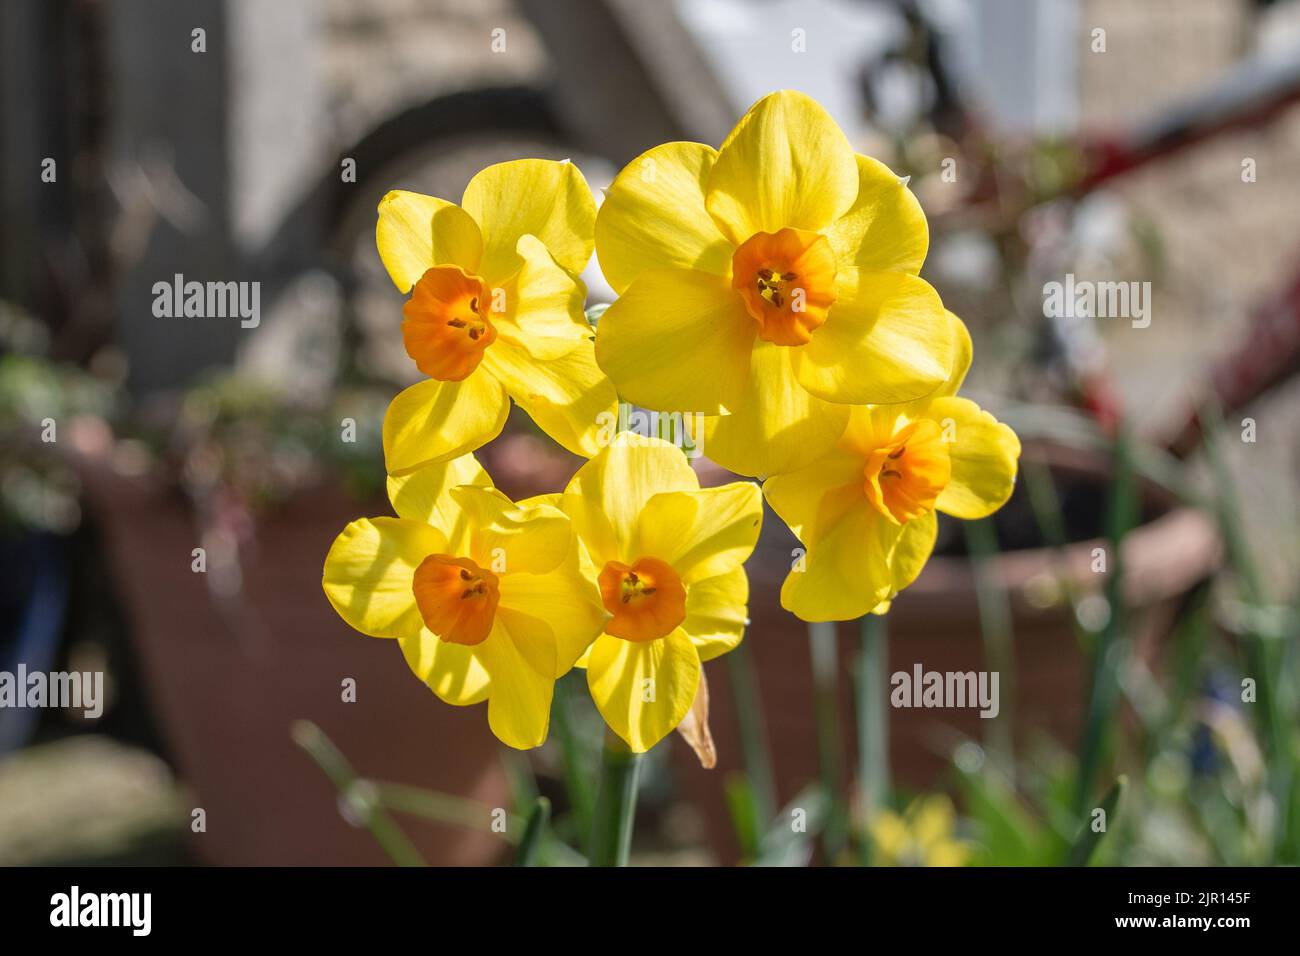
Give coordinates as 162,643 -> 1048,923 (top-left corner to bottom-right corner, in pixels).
1,0 -> 1298,866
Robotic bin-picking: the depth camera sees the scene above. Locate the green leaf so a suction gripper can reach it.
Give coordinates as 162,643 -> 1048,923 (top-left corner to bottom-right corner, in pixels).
291,720 -> 425,866
959,766 -> 1043,867
723,774 -> 761,860
513,797 -> 551,867
1067,775 -> 1126,866
753,785 -> 828,867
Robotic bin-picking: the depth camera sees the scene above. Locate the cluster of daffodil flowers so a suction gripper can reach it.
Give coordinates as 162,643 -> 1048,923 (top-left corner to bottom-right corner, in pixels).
322,91 -> 1021,768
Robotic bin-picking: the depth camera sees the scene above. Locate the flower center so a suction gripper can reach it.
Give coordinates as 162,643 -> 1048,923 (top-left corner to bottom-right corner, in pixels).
597,556 -> 687,643
402,266 -> 498,381
731,227 -> 837,346
412,554 -> 500,645
863,419 -> 952,524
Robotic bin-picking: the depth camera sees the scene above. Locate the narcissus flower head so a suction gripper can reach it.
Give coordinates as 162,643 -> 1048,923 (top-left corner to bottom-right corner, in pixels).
322,453 -> 605,749
870,796 -> 970,867
376,159 -> 617,476
593,90 -> 957,477
763,316 -> 1021,621
557,437 -> 763,753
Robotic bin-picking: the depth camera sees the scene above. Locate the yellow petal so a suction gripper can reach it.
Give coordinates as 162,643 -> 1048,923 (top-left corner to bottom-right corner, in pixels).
497,550 -> 607,676
322,517 -> 446,638
461,159 -> 596,283
926,843 -> 969,867
399,630 -> 491,705
839,404 -> 903,458
705,90 -> 859,246
824,154 -> 928,274
587,629 -> 700,752
702,342 -> 850,477
793,270 -> 952,405
911,796 -> 956,847
779,499 -> 900,622
683,567 -> 748,661
506,489 -> 608,671
929,396 -> 1021,519
595,141 -> 733,295
382,372 -> 509,476
483,335 -> 618,459
869,810 -> 909,861
561,437 -> 700,564
448,485 -> 573,576
932,310 -> 973,398
762,446 -> 866,544
594,268 -> 755,415
493,608 -> 557,688
519,492 -> 562,509
376,190 -> 483,293
475,621 -> 555,749
386,453 -> 491,543
632,482 -> 762,584
888,510 -> 938,594
492,234 -> 592,361
559,490 -> 620,575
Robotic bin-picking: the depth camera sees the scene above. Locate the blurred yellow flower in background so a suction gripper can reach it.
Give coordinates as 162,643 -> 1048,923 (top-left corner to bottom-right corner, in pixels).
557,438 -> 762,753
376,159 -> 616,475
593,89 -> 957,477
764,314 -> 1020,621
870,796 -> 970,867
322,453 -> 605,749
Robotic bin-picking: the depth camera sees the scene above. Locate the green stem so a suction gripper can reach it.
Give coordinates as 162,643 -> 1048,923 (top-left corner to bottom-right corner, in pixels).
725,638 -> 778,827
1075,426 -> 1137,814
855,613 -> 890,836
964,517 -> 1016,773
856,614 -> 891,868
590,731 -> 641,866
291,720 -> 425,867
551,674 -> 595,850
371,782 -> 516,837
809,620 -> 846,859
1201,409 -> 1291,855
1067,776 -> 1127,866
512,797 -> 551,867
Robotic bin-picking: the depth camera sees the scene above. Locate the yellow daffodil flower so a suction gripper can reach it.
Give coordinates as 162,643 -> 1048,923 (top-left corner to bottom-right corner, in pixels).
556,437 -> 763,752
870,796 -> 970,867
593,90 -> 956,477
322,453 -> 606,749
764,315 -> 1020,621
376,159 -> 617,475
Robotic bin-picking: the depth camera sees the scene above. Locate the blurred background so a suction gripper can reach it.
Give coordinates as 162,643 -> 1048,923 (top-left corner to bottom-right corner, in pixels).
1,0 -> 1298,866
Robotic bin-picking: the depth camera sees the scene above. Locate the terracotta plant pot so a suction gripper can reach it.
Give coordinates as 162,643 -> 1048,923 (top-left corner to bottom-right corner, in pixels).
676,439 -> 1221,863
74,452 -> 510,866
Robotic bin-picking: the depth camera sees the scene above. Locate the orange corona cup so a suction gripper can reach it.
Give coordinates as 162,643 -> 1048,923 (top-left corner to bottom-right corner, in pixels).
598,557 -> 688,643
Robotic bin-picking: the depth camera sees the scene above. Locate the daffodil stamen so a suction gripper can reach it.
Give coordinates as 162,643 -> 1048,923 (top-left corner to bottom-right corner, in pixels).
863,419 -> 953,525
412,553 -> 501,646
598,556 -> 687,643
731,227 -> 837,346
617,569 -> 660,603
402,265 -> 498,381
